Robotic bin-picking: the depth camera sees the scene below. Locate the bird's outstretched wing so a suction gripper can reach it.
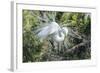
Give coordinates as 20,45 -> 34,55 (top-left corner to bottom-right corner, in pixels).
36,22 -> 61,40
37,25 -> 50,38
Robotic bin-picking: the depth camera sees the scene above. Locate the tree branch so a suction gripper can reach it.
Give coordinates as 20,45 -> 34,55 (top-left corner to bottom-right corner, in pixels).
66,40 -> 90,53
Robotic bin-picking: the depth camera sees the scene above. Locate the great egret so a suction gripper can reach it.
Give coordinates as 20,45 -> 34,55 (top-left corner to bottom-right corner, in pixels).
35,22 -> 68,42
34,21 -> 68,53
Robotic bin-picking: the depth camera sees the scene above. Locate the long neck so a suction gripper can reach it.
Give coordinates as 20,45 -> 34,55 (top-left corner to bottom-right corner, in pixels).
55,32 -> 65,42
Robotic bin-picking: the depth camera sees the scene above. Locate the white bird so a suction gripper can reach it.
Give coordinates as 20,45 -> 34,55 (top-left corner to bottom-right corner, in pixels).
35,22 -> 68,42
52,30 -> 65,42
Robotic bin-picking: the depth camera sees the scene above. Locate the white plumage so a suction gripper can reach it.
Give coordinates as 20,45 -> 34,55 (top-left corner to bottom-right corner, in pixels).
52,30 -> 65,42
36,22 -> 68,42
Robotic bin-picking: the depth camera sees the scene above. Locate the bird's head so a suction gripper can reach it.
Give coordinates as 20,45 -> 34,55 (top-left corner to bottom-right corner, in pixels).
62,27 -> 68,36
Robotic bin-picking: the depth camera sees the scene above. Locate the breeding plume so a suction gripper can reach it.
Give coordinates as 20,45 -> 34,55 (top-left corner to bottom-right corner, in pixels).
35,22 -> 68,42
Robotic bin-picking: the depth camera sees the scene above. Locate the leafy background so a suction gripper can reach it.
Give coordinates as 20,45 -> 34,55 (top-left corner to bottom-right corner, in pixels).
23,10 -> 91,62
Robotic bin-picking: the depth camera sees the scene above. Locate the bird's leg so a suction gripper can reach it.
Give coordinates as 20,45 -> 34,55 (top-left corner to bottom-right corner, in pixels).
54,42 -> 57,50
58,42 -> 62,55
63,38 -> 68,49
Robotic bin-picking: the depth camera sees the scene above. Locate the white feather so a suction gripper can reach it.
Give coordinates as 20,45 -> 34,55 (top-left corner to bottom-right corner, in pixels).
53,31 -> 65,42
36,22 -> 68,42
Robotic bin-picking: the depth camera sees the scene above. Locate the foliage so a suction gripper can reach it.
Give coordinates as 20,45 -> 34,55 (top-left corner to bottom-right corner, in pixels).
23,10 -> 91,62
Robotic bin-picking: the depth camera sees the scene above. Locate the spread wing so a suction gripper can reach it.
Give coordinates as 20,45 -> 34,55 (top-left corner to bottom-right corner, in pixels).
36,22 -> 60,39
